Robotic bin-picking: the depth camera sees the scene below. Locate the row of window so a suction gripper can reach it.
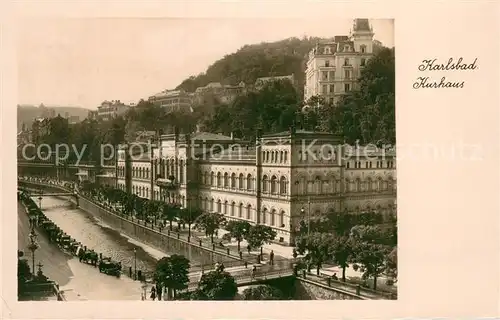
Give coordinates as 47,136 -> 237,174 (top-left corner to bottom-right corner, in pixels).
262,150 -> 288,163
321,69 -> 356,81
323,57 -> 366,68
322,83 -> 351,94
201,199 -> 286,228
199,171 -> 395,195
298,150 -> 337,162
347,160 -> 396,169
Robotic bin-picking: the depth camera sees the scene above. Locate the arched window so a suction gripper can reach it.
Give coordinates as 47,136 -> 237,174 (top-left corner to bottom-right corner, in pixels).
246,205 -> 252,220
231,202 -> 235,216
204,172 -> 209,185
210,198 -> 214,211
284,151 -> 288,162
355,178 -> 361,192
224,201 -> 228,215
247,174 -> 253,190
315,176 -> 322,194
238,173 -> 244,189
223,173 -> 229,188
204,197 -> 208,210
262,175 -> 269,193
179,160 -> 184,183
270,209 -> 276,226
231,173 -> 236,188
279,210 -> 285,227
262,208 -> 268,224
280,176 -> 287,194
280,151 -> 284,162
217,199 -> 222,213
210,172 -> 215,186
238,203 -> 243,218
367,177 -> 373,191
216,172 -> 222,187
270,176 -> 278,194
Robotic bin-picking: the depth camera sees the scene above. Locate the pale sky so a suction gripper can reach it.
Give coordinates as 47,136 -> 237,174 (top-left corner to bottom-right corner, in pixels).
18,18 -> 394,109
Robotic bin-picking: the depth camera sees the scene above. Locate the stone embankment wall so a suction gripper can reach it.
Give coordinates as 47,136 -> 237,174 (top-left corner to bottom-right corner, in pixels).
294,278 -> 366,300
20,180 -> 242,267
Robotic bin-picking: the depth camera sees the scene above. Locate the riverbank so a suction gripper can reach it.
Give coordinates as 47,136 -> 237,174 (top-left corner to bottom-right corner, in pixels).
18,197 -> 149,300
18,201 -> 74,287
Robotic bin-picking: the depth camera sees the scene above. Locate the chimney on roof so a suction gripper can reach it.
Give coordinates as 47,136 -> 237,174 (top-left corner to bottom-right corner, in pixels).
230,132 -> 234,140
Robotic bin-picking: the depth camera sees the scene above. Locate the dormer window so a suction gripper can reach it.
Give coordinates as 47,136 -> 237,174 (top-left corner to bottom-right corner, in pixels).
344,58 -> 350,66
344,46 -> 349,52
325,46 -> 331,54
325,60 -> 330,67
360,45 -> 366,53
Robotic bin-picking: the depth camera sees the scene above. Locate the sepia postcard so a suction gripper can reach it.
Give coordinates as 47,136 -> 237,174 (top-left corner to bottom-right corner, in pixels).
2,1 -> 499,319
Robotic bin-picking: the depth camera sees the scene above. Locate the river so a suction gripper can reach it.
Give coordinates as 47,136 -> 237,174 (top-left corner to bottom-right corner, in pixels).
19,195 -> 168,300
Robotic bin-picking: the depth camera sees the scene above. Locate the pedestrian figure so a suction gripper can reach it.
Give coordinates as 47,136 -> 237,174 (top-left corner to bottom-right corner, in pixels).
251,265 -> 257,279
270,250 -> 274,265
247,244 -> 251,254
150,286 -> 157,301
156,284 -> 162,301
332,273 -> 338,281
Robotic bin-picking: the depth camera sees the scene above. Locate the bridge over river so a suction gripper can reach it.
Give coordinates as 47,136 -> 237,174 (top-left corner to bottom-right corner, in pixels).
18,181 -> 295,300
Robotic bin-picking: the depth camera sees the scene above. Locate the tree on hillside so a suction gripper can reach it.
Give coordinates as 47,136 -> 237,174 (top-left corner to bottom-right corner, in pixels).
154,255 -> 190,300
224,220 -> 251,252
192,270 -> 238,300
321,47 -> 395,145
204,80 -> 300,139
194,212 -> 227,243
242,285 -> 284,300
176,36 -> 323,92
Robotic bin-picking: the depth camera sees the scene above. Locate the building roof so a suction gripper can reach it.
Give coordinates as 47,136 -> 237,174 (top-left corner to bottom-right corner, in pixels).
191,132 -> 234,141
205,145 -> 256,162
353,19 -> 372,32
255,74 -> 294,83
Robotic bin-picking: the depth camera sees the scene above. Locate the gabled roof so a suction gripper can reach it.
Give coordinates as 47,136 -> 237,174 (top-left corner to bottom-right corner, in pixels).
191,132 -> 234,141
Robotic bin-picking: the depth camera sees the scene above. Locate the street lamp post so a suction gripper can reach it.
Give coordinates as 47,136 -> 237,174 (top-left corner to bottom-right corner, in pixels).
300,196 -> 311,237
133,248 -> 137,280
28,227 -> 39,275
38,196 -> 43,209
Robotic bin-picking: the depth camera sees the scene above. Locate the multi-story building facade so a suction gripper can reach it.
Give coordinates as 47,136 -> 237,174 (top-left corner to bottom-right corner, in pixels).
304,18 -> 375,105
192,82 -> 246,105
254,74 -> 297,91
97,100 -> 131,121
116,128 -> 396,246
148,89 -> 193,113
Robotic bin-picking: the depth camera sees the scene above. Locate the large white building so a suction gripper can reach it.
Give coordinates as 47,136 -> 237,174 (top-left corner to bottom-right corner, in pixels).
117,129 -> 396,245
304,18 -> 375,105
97,100 -> 131,121
148,89 -> 193,113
